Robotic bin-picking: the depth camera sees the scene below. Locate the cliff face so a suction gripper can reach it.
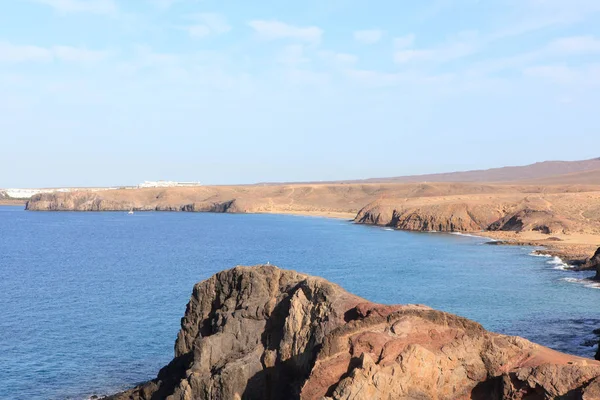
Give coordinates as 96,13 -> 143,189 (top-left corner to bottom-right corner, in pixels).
354,201 -> 502,232
354,196 -> 581,234
26,192 -> 241,213
107,266 -> 600,400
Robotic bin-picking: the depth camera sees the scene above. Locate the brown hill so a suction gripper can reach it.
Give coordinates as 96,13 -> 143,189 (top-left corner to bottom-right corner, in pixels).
521,168 -> 600,185
360,158 -> 600,184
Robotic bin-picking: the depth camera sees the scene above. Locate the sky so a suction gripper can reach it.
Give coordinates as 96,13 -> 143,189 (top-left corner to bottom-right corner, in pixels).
1,0 -> 599,188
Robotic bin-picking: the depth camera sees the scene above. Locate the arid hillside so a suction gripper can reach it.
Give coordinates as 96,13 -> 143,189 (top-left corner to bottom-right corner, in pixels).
25,182 -> 600,217
521,168 -> 600,185
358,157 -> 600,184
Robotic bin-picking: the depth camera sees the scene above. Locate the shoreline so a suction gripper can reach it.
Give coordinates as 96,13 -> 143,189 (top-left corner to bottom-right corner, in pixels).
0,200 -> 27,206
475,230 -> 600,267
21,201 -> 600,267
256,210 -> 356,220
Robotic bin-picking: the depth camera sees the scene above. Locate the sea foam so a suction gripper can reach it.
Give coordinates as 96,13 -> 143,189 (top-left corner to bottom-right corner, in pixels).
547,256 -> 570,270
562,277 -> 600,290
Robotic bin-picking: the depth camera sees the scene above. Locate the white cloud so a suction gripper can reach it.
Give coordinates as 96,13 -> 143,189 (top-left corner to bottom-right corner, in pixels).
0,42 -> 108,64
345,69 -> 454,87
282,69 -> 329,86
548,35 -> 600,54
0,42 -> 52,63
277,45 -> 310,66
527,0 -> 600,15
466,35 -> 600,78
248,20 -> 323,44
319,51 -> 357,66
53,46 -> 110,63
32,0 -> 118,15
394,41 -> 475,64
524,64 -> 600,85
151,0 -> 179,8
524,65 -> 574,82
353,29 -> 383,44
394,34 -> 416,49
185,13 -> 231,38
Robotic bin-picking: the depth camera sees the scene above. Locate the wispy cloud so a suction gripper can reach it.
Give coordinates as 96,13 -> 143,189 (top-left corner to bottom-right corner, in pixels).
151,0 -> 180,9
248,20 -> 323,44
524,64 -> 600,85
345,69 -> 454,87
318,51 -> 357,66
277,45 -> 310,66
0,41 -> 109,63
31,0 -> 118,15
185,13 -> 231,38
394,34 -> 416,49
465,35 -> 600,78
353,29 -> 383,45
393,33 -> 477,64
548,36 -> 600,54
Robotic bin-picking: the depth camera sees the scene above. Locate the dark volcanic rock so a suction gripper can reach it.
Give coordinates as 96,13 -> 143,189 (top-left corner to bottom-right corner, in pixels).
585,247 -> 600,281
107,265 -> 600,400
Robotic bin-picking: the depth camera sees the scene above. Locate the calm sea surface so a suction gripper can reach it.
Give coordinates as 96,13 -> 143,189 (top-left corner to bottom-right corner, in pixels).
1,206 -> 599,399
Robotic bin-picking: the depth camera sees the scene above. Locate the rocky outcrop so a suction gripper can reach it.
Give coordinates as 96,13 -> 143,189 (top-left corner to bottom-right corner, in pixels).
488,208 -> 572,234
355,197 -> 579,235
354,200 -> 503,232
107,265 -> 600,400
26,192 -> 241,214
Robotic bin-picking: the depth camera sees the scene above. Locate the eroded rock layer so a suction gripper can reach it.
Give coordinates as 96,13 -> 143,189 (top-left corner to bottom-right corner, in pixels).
107,265 -> 600,400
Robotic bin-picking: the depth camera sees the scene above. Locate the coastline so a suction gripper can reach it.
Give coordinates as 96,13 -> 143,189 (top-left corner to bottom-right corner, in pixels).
257,210 -> 356,220
21,197 -> 600,267
0,200 -> 26,206
476,230 -> 600,267
272,210 -> 599,277
9,205 -> 600,399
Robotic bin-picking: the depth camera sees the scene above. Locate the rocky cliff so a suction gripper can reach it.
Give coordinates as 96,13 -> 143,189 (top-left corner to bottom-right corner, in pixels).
586,248 -> 600,281
107,265 -> 600,400
25,192 -> 242,213
354,194 -> 587,235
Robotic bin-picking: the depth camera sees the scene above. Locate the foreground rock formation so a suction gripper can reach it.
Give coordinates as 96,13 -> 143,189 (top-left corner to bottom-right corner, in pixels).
107,265 -> 600,400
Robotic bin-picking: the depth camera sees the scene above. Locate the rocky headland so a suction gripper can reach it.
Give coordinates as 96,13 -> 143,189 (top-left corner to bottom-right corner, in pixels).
106,265 -> 600,400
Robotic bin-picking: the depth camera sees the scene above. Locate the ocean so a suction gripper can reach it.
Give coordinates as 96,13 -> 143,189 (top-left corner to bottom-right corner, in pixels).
1,206 -> 598,399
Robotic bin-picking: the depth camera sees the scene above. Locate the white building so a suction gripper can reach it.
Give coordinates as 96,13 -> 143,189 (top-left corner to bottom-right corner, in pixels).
137,181 -> 202,188
0,187 -> 118,199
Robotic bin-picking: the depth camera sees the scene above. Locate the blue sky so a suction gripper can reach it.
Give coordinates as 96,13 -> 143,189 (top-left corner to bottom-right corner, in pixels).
1,0 -> 599,187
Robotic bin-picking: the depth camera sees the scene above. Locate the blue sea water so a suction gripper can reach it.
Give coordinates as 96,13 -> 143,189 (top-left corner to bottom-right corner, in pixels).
1,206 -> 599,400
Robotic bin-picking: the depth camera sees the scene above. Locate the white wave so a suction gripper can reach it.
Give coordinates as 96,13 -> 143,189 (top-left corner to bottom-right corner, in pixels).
449,232 -> 492,241
561,277 -> 600,289
383,228 -> 394,231
547,256 -> 570,270
529,251 -> 552,258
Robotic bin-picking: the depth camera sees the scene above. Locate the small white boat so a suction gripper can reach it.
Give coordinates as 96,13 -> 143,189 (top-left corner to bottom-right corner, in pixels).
128,210 -> 134,215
